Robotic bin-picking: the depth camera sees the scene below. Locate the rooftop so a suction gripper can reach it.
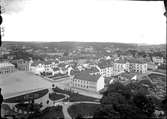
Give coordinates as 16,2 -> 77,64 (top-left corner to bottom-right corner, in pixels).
0,71 -> 52,99
0,62 -> 15,68
98,59 -> 113,69
115,58 -> 146,64
74,70 -> 101,82
85,67 -> 100,73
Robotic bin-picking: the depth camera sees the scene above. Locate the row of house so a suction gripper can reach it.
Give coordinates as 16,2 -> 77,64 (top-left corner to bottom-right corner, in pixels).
97,58 -> 148,78
0,62 -> 16,75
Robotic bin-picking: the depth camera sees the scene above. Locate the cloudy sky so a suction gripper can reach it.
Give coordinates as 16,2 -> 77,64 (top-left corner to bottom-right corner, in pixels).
1,0 -> 166,44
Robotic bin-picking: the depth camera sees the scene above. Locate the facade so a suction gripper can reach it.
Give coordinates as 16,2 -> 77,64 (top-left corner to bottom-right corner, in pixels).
0,62 -> 16,75
113,61 -> 129,75
114,59 -> 148,74
30,60 -> 58,75
128,59 -> 147,73
16,60 -> 30,71
98,59 -> 114,77
71,70 -> 105,92
152,56 -> 164,65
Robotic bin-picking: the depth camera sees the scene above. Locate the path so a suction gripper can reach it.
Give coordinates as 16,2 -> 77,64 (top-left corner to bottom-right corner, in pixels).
57,101 -> 100,119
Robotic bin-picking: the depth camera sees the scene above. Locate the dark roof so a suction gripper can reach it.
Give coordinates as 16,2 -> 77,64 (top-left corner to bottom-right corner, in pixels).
115,58 -> 146,64
74,70 -> 101,82
53,67 -> 60,71
58,63 -> 66,68
98,59 -> 113,69
118,72 -> 137,79
85,67 -> 100,73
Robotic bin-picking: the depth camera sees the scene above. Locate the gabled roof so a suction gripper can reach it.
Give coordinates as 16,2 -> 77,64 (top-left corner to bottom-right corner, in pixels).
74,70 -> 101,82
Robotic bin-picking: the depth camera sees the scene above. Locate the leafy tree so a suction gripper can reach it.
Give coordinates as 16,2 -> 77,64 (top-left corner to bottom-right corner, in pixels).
93,82 -> 156,119
161,96 -> 167,114
133,93 -> 155,117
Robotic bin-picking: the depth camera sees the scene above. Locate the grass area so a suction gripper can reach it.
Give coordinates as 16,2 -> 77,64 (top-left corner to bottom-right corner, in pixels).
15,103 -> 42,112
40,106 -> 64,119
48,92 -> 65,101
4,89 -> 49,103
27,106 -> 64,119
68,103 -> 100,118
53,87 -> 98,102
1,104 -> 17,116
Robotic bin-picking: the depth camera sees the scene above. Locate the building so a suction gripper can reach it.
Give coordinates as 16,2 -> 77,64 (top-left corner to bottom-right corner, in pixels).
128,59 -> 147,73
98,59 -> 114,77
16,59 -> 30,71
59,57 -> 74,64
152,56 -> 164,65
30,60 -> 58,75
71,70 -> 105,92
114,60 -> 129,75
147,62 -> 158,70
0,62 -> 16,75
114,58 -> 148,74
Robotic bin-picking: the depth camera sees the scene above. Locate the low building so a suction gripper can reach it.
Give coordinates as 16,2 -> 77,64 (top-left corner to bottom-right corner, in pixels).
0,62 -> 16,75
71,70 -> 105,92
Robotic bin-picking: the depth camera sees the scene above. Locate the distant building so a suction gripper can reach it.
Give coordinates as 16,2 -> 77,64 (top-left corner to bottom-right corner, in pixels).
114,58 -> 147,74
59,57 -> 74,64
16,59 -> 30,71
0,62 -> 16,75
147,62 -> 158,70
114,60 -> 129,75
71,70 -> 105,92
152,56 -> 164,65
98,59 -> 114,77
128,59 -> 147,73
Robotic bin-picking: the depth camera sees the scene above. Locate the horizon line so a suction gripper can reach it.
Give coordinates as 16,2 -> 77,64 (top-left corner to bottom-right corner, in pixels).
1,40 -> 166,45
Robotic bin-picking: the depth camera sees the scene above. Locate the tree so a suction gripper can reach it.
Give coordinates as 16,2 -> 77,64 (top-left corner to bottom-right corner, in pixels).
93,81 -> 156,119
133,93 -> 155,117
161,96 -> 167,115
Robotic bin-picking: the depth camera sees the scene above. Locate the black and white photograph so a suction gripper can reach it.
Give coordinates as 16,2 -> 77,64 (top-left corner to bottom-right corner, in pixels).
0,0 -> 166,119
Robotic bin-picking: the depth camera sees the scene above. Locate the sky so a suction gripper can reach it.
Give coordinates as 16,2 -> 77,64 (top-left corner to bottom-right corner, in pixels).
1,0 -> 166,44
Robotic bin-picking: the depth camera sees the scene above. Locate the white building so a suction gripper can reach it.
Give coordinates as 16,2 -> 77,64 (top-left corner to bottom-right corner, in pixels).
0,62 -> 16,75
71,70 -> 105,92
114,59 -> 147,74
98,59 -> 114,77
152,56 -> 164,65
